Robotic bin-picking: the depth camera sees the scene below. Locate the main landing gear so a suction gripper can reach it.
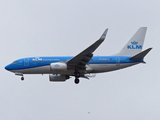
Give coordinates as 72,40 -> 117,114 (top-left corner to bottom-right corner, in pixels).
21,77 -> 24,81
74,71 -> 80,84
75,78 -> 79,84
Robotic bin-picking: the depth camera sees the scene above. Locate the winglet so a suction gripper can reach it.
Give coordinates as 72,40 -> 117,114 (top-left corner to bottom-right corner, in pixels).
67,29 -> 108,66
99,29 -> 108,40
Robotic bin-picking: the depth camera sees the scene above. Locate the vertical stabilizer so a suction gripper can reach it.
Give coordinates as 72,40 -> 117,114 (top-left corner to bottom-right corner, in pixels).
116,27 -> 147,56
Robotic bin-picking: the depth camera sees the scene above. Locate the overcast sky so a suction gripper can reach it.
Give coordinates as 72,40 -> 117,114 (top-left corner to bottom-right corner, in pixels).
1,0 -> 160,120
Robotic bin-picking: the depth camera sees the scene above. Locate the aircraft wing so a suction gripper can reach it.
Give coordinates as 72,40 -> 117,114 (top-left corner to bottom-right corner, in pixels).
67,29 -> 108,70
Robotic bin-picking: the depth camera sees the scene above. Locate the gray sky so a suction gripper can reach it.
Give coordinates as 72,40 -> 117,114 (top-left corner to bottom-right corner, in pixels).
1,0 -> 160,120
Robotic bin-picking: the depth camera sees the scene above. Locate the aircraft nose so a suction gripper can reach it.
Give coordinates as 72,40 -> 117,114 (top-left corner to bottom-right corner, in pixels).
5,65 -> 10,71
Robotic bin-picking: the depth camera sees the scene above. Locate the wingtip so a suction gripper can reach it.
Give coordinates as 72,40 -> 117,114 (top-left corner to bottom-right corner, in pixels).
99,28 -> 108,40
103,28 -> 108,35
139,27 -> 147,31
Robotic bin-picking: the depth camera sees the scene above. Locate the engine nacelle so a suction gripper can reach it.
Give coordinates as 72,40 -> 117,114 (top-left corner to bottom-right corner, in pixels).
50,62 -> 67,71
49,74 -> 69,82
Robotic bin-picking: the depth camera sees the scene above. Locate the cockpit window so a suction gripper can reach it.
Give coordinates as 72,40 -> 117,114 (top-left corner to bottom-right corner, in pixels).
13,61 -> 18,63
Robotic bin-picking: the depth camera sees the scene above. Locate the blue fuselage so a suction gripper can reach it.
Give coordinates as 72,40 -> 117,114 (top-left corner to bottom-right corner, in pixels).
5,56 -> 142,74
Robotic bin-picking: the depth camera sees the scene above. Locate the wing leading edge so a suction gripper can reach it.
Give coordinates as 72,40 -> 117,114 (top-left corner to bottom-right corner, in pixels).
67,29 -> 108,70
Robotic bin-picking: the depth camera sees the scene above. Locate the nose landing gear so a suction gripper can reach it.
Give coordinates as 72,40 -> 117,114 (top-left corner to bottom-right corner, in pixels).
15,73 -> 24,81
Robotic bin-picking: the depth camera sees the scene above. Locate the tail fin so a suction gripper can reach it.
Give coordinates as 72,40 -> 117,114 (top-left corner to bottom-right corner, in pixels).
116,27 -> 147,56
130,48 -> 152,60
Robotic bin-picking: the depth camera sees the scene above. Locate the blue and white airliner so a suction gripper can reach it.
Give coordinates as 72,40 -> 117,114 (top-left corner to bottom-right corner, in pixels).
5,27 -> 152,84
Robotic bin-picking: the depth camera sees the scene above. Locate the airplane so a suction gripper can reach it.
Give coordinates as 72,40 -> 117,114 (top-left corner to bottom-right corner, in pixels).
5,27 -> 152,84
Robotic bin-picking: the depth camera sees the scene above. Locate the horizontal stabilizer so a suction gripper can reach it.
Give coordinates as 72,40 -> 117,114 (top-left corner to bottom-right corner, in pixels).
130,48 -> 152,60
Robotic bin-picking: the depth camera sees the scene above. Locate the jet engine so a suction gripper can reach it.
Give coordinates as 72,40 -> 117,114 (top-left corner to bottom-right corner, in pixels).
50,62 -> 67,71
49,74 -> 69,81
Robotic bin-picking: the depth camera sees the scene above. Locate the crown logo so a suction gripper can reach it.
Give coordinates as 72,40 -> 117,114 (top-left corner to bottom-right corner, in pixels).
131,41 -> 138,45
55,64 -> 59,67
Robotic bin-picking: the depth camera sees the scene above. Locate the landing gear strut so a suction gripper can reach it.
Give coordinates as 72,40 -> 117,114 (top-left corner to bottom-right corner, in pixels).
21,77 -> 24,81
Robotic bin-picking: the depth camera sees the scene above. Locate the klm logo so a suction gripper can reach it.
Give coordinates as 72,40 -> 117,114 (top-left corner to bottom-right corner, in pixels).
127,41 -> 142,49
55,64 -> 60,67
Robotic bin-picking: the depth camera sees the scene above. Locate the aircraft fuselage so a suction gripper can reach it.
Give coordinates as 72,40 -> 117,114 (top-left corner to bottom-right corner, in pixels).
5,56 -> 142,75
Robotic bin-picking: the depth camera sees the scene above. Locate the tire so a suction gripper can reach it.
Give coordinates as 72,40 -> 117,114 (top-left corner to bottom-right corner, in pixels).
75,78 -> 79,84
21,77 -> 24,80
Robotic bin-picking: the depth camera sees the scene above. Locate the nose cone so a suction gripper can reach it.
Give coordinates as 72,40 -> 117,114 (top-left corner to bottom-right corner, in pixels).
5,65 -> 9,70
5,64 -> 11,71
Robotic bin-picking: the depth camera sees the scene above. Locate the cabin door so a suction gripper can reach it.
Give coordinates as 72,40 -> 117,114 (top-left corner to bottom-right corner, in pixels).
24,58 -> 29,66
116,57 -> 120,66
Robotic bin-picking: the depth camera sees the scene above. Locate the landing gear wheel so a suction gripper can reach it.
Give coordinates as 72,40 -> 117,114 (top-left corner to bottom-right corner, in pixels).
21,77 -> 24,81
75,78 -> 79,84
